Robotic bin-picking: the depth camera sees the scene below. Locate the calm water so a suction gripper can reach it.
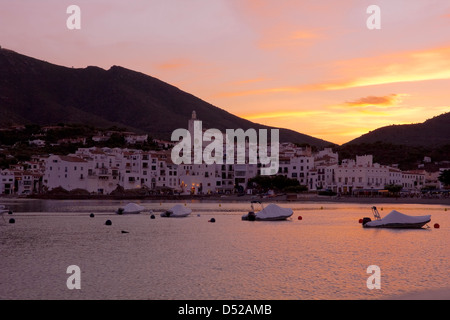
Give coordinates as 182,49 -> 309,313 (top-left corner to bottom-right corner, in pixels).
0,199 -> 449,300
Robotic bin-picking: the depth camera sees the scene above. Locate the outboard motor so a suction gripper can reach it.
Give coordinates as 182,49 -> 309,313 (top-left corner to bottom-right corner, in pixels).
248,211 -> 256,221
362,217 -> 372,226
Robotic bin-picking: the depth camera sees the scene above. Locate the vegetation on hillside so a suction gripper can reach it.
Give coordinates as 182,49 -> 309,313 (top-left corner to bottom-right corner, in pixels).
335,142 -> 450,170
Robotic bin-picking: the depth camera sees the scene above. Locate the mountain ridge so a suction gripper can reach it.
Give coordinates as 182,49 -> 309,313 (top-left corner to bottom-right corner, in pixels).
344,112 -> 450,147
0,47 -> 333,148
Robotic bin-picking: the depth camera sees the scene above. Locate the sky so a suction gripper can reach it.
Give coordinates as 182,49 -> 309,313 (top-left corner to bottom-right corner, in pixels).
0,0 -> 449,145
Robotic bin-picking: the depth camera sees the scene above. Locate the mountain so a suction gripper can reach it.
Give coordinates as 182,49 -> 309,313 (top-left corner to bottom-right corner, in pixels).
0,47 -> 333,148
344,112 -> 450,147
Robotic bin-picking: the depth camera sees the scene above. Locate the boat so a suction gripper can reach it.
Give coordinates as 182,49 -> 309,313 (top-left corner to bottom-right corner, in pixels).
362,206 -> 431,229
160,204 -> 192,218
116,203 -> 145,215
0,205 -> 12,222
0,205 -> 9,214
242,201 -> 293,221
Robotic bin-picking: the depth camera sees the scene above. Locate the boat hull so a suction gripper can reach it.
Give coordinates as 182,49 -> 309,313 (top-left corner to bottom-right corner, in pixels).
363,219 -> 431,229
160,212 -> 190,218
242,214 -> 291,221
117,211 -> 142,215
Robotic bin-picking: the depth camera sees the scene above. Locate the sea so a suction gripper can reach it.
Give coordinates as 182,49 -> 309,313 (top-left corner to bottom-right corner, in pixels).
0,199 -> 449,300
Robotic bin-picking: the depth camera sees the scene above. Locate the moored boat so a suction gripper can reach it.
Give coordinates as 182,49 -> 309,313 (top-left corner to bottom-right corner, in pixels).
160,204 -> 192,218
242,201 -> 293,221
116,203 -> 145,215
362,206 -> 431,229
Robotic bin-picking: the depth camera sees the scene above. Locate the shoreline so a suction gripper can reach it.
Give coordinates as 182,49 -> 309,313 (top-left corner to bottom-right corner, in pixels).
2,193 -> 450,206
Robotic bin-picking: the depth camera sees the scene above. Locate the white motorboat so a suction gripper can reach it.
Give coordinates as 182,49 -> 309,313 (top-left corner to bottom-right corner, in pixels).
242,202 -> 293,221
362,206 -> 431,229
116,203 -> 145,215
0,205 -> 9,214
160,204 -> 192,218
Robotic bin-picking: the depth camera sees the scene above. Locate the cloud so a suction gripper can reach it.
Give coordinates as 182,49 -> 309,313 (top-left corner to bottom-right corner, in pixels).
345,94 -> 409,108
321,47 -> 450,90
232,77 -> 270,85
258,27 -> 323,50
242,110 -> 325,120
155,59 -> 191,71
214,46 -> 450,98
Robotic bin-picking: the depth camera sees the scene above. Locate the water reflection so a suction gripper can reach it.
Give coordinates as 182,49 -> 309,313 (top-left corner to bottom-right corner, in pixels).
0,199 -> 448,300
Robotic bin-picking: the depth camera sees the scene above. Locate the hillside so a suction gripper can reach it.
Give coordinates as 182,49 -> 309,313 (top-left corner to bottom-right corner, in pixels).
0,47 -> 333,148
344,113 -> 450,147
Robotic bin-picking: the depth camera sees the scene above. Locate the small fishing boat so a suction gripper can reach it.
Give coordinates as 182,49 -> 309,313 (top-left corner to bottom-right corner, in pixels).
362,206 -> 431,229
160,204 -> 192,218
116,203 -> 145,215
242,201 -> 293,221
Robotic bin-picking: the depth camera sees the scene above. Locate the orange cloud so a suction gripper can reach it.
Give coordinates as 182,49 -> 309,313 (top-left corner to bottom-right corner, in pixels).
155,59 -> 190,71
322,47 -> 450,90
232,77 -> 269,85
258,27 -> 322,49
215,46 -> 450,98
345,94 -> 409,108
242,110 -> 325,120
215,86 -> 306,98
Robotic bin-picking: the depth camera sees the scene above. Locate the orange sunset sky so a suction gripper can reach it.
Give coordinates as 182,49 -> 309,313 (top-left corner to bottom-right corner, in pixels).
0,0 -> 449,145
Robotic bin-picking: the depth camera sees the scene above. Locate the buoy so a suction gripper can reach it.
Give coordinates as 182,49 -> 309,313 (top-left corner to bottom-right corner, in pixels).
9,218 -> 15,224
105,220 -> 112,226
320,206 -> 323,210
89,213 -> 95,218
298,216 -> 303,220
359,218 -> 363,224
381,208 -> 383,211
209,218 -> 216,223
184,203 -> 187,206
445,208 -> 448,212
434,223 -> 440,229
219,204 -> 221,207
150,214 -> 155,219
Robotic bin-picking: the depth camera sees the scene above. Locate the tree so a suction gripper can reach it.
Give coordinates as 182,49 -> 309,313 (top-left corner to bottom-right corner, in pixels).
384,184 -> 403,194
248,175 -> 302,192
438,170 -> 450,187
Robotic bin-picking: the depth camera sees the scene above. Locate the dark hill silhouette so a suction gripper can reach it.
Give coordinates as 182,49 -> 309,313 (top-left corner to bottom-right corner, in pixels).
0,47 -> 333,147
344,112 -> 450,147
